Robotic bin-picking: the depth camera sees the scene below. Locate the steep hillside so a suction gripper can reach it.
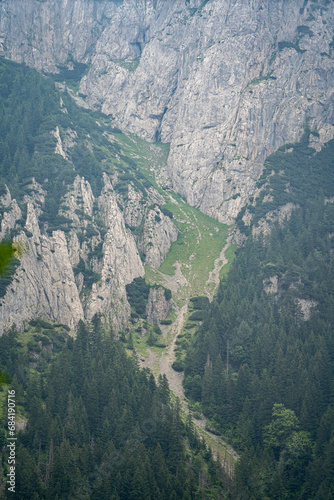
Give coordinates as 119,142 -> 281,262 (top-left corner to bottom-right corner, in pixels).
0,58 -> 165,333
182,132 -> 334,498
0,57 -> 230,336
0,317 -> 227,498
0,0 -> 333,222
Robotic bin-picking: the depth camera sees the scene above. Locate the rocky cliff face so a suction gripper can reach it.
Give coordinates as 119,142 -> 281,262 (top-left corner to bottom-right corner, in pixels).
146,286 -> 171,324
123,184 -> 178,267
1,0 -> 333,223
0,170 -> 177,334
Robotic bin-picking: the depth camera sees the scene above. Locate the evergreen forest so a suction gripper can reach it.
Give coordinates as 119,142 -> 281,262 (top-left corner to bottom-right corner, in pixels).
183,134 -> 334,498
0,318 -> 226,499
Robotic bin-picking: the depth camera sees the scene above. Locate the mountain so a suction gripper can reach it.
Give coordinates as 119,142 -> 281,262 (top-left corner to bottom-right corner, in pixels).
1,0 -> 333,223
181,132 -> 334,498
0,1 -> 333,498
0,58 -> 180,334
0,54 -> 230,336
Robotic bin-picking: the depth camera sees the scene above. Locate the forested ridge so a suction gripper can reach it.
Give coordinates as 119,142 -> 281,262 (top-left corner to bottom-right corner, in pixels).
183,135 -> 334,498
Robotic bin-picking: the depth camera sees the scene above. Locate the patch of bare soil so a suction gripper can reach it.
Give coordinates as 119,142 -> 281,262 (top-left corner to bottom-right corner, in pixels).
161,262 -> 189,294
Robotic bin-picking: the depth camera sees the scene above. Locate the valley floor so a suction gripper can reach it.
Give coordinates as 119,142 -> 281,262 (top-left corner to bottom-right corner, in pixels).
139,232 -> 238,476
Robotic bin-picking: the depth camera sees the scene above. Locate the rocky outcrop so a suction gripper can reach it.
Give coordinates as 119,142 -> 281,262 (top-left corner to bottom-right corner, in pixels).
252,202 -> 297,237
0,175 -> 146,334
1,0 -> 333,223
139,207 -> 178,268
263,275 -> 279,295
0,187 -> 22,240
0,227 -> 84,334
309,124 -> 334,153
123,184 -> 146,228
122,184 -> 178,268
85,174 -> 144,328
263,276 -> 318,321
146,286 -> 171,324
295,298 -> 318,321
0,161 -> 179,334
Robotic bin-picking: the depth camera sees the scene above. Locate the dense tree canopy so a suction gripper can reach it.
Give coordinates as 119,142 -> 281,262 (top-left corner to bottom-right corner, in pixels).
0,317 -> 226,498
183,135 -> 334,498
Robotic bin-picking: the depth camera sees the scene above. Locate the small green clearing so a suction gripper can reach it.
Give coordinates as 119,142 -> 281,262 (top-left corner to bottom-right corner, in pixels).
159,194 -> 230,300
110,58 -> 140,72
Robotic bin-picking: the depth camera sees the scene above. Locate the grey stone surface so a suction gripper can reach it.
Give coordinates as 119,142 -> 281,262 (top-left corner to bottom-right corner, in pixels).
0,170 -> 178,334
146,286 -> 171,324
1,0 -> 332,222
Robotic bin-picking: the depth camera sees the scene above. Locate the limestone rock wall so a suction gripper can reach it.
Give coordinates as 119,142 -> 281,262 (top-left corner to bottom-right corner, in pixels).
138,207 -> 178,268
0,176 -> 140,334
122,184 -> 178,268
1,0 -> 333,222
146,286 -> 171,324
0,168 -> 178,334
0,218 -> 85,334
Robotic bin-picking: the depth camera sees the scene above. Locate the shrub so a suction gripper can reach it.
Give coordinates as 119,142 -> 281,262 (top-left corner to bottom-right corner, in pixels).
188,311 -> 204,321
172,360 -> 184,372
27,340 -> 41,352
190,296 -> 209,310
297,25 -> 313,37
161,207 -> 173,219
29,319 -> 53,329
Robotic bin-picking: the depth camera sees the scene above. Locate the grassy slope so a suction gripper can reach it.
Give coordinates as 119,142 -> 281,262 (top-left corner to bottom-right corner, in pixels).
159,194 -> 229,298
108,129 -> 231,304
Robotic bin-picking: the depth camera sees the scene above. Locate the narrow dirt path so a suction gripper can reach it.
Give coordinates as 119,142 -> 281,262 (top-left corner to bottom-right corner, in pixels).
159,303 -> 188,403
139,301 -> 238,475
159,301 -> 238,470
